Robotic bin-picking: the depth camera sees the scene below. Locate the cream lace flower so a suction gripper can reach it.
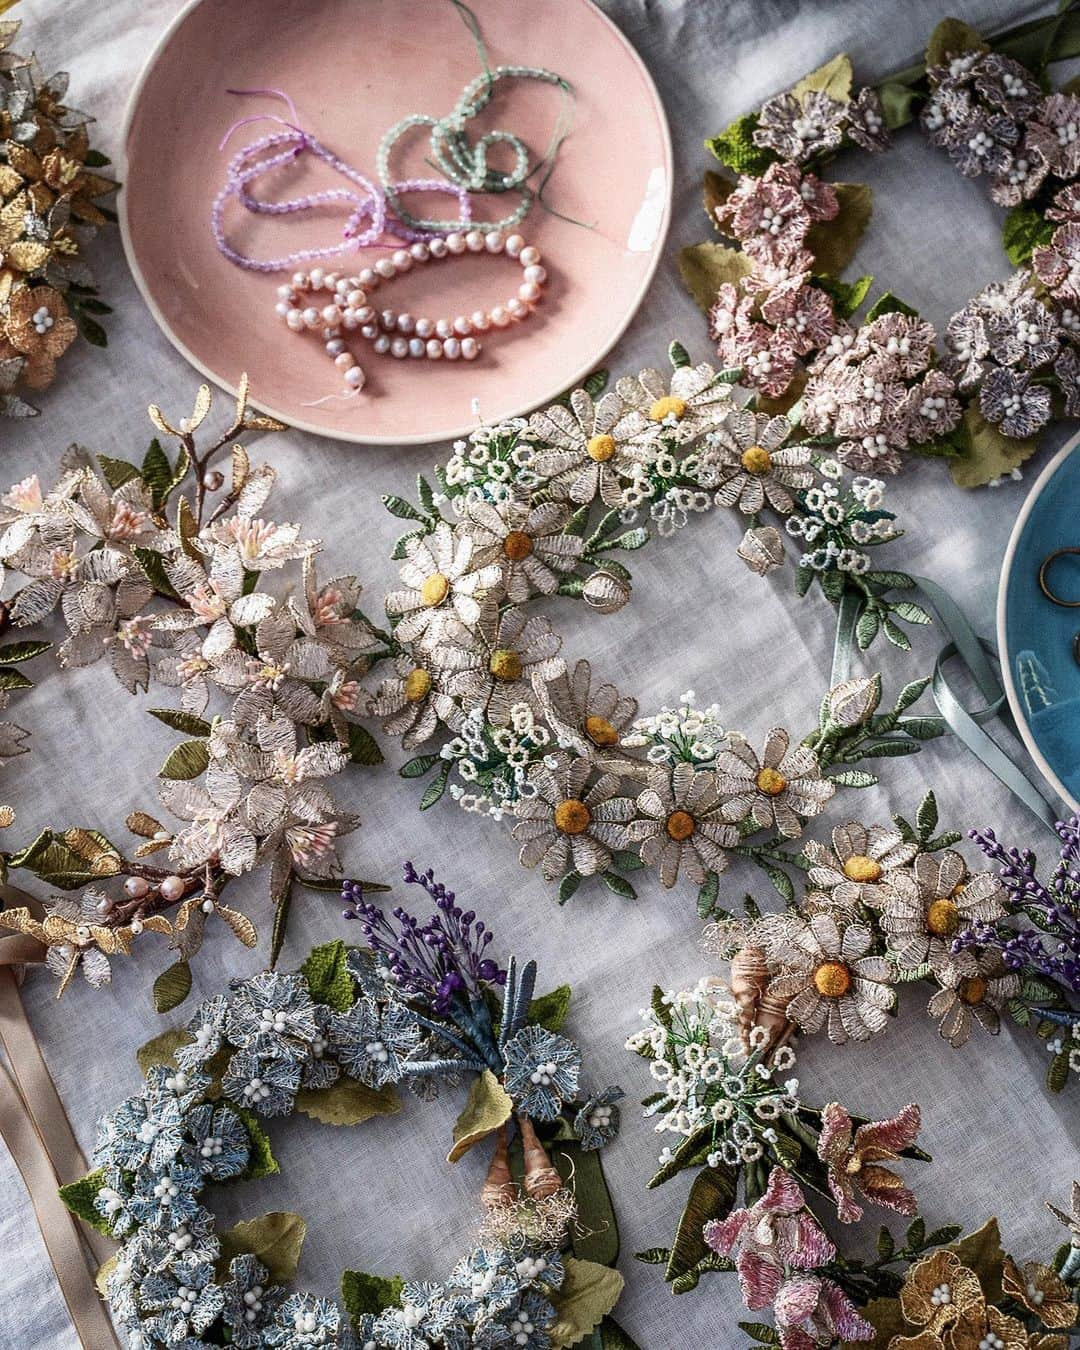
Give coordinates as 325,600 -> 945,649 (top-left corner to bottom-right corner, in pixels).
435,607 -> 562,727
715,727 -> 835,838
513,755 -> 636,880
528,388 -> 647,508
877,850 -> 1006,972
629,762 -> 737,887
366,650 -> 464,750
615,363 -> 734,447
802,821 -> 918,909
463,497 -> 584,603
384,520 -> 501,645
532,658 -> 638,759
708,408 -> 815,514
926,950 -> 1019,1047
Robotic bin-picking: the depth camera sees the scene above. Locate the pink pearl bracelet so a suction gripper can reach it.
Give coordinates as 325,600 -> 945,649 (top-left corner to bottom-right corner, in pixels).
275,229 -> 547,395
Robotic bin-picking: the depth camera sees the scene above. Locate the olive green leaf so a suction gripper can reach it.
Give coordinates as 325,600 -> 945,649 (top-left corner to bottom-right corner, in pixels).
677,242 -> 753,312
231,1104 -> 279,1181
951,1217 -> 1005,1302
1002,204 -> 1055,267
159,739 -> 210,780
705,113 -> 776,176
926,17 -> 989,70
527,984 -> 572,1033
447,1068 -> 513,1163
59,1168 -> 114,1237
152,959 -> 192,1013
793,52 -> 853,103
806,183 -> 872,277
703,169 -> 732,228
550,1257 -> 624,1348
136,1027 -> 189,1076
949,406 -> 1037,488
294,1077 -> 399,1127
665,1163 -> 737,1284
95,1255 -> 117,1298
341,1270 -> 404,1328
218,1212 -> 306,1284
300,939 -> 355,1012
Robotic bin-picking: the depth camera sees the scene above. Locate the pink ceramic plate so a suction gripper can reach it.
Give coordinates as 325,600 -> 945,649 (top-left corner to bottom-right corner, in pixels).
120,0 -> 672,445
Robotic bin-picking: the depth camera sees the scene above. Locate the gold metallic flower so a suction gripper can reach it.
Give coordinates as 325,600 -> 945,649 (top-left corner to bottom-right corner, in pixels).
898,1250 -> 984,1337
4,284 -> 77,389
1002,1256 -> 1077,1329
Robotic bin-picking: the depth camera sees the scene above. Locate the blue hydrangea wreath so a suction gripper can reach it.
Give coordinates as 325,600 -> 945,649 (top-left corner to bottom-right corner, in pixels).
60,864 -> 633,1349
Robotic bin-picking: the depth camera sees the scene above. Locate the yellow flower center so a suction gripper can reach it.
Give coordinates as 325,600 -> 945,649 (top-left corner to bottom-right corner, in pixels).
420,572 -> 450,607
926,898 -> 960,937
958,976 -> 987,1006
489,648 -> 522,681
584,715 -> 619,748
740,445 -> 773,475
755,767 -> 787,796
403,667 -> 432,702
649,395 -> 688,422
502,530 -> 534,561
554,798 -> 592,835
587,434 -> 617,462
843,854 -> 882,884
665,810 -> 696,841
813,960 -> 852,998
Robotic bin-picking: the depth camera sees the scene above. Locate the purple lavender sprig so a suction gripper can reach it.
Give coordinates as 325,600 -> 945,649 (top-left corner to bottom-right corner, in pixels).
341,863 -> 507,1014
958,823 -> 1080,1001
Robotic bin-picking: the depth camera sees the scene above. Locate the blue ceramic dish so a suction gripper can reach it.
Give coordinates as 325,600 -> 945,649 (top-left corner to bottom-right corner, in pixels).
998,430 -> 1080,812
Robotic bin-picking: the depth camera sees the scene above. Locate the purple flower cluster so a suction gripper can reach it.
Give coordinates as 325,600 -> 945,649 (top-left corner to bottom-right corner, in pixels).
753,84 -> 889,165
801,312 -> 961,473
958,821 -> 1080,1000
921,48 -> 1074,206
342,863 -> 506,1013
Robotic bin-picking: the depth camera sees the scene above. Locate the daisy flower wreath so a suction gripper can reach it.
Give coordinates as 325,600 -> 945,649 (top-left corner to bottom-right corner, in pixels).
682,9 -> 1080,489
624,958 -> 1080,1350
60,864 -> 637,1350
0,378 -> 391,1006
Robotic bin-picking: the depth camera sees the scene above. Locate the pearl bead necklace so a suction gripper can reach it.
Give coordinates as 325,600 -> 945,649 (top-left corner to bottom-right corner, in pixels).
276,229 -> 547,394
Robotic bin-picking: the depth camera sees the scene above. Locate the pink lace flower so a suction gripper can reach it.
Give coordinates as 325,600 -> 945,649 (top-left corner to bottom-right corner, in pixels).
773,1274 -> 875,1349
903,369 -> 961,446
749,248 -> 817,290
761,279 -> 836,356
704,1168 -> 835,1309
765,162 -> 839,221
1033,221 -> 1080,302
719,174 -> 810,262
816,1101 -> 921,1223
1047,183 -> 1080,223
728,324 -> 800,398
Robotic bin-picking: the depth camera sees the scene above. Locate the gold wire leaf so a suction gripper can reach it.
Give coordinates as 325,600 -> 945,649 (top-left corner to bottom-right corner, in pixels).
62,828 -> 122,874
234,371 -> 250,421
174,896 -> 199,931
926,17 -> 989,69
98,926 -> 130,955
126,810 -> 164,838
0,164 -> 22,195
231,444 -> 250,493
55,950 -> 79,999
188,383 -> 212,430
141,915 -> 172,936
5,143 -> 39,178
0,804 -> 14,828
792,52 -> 853,104
217,903 -> 257,947
148,404 -> 179,437
134,838 -> 171,857
0,272 -> 13,307
244,412 -> 288,432
0,906 -> 46,942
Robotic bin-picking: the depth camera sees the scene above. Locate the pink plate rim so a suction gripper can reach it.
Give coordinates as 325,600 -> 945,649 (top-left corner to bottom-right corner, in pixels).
117,0 -> 674,447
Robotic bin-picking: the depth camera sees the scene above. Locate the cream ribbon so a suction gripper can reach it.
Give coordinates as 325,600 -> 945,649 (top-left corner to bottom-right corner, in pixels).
0,884 -> 120,1347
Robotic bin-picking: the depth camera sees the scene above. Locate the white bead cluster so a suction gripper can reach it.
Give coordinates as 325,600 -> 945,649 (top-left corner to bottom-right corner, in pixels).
586,1102 -> 614,1130
275,231 -> 547,396
528,1058 -> 559,1086
31,305 -> 54,335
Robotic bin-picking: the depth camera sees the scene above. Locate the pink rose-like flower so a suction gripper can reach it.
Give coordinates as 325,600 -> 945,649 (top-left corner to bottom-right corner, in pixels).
704,1168 -> 835,1309
774,1274 -> 876,1349
817,1101 -> 921,1224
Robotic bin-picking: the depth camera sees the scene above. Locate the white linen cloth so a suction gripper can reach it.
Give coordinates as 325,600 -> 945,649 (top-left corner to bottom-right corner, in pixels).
1,0 -> 1077,1345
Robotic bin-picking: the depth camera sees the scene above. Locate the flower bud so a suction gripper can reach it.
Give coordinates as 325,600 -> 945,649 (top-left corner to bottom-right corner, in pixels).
736,525 -> 785,576
582,569 -> 631,614
826,674 -> 882,728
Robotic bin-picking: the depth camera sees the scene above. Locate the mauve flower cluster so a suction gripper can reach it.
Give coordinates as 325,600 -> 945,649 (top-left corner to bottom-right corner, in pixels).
942,268 -> 1079,439
753,84 -> 890,165
801,313 -> 962,473
709,163 -> 842,399
921,47 -> 1076,207
961,820 -> 1080,1000
704,1168 -> 874,1350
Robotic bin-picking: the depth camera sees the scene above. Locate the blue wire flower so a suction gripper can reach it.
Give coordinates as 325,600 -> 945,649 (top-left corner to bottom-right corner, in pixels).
143,1063 -> 212,1112
92,1167 -> 135,1238
221,1050 -> 303,1117
128,1160 -> 205,1229
509,1249 -> 564,1295
264,1292 -> 357,1347
93,1090 -> 187,1173
501,1026 -> 581,1120
447,1247 -> 520,1315
329,996 -> 419,1088
175,993 -> 230,1071
226,972 -> 319,1061
137,1256 -> 225,1342
301,1005 -> 341,1092
497,1290 -> 557,1349
184,1102 -> 252,1180
572,1086 -> 624,1151
220,1253 -> 286,1349
127,1204 -> 220,1273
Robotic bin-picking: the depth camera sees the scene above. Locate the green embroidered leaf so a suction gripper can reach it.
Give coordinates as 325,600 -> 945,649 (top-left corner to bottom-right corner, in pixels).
633,1248 -> 671,1265
391,528 -> 424,560
891,601 -> 931,625
147,708 -> 213,737
345,722 -> 383,766
341,1270 -> 404,1326
647,1127 -> 713,1188
219,1212 -> 307,1284
705,113 -> 776,176
0,668 -> 32,690
549,1258 -> 624,1349
96,454 -> 142,490
1048,1045 -> 1071,1092
583,368 -> 610,399
738,1324 -> 782,1346
830,769 -> 878,788
925,17 -> 989,70
702,171 -> 731,230
416,474 -> 436,517
553,1142 -> 619,1266
136,1027 -> 188,1075
865,291 -> 918,322
793,52 -> 853,102
132,544 -> 181,599
0,639 -> 51,663
8,828 -> 119,890
231,1104 -> 279,1181
295,1077 -> 400,1127
300,940 -> 355,1011
806,183 -> 872,277
400,753 -> 440,779
669,1250 -> 733,1293
59,1168 -> 114,1237
153,959 -> 192,1013
761,863 -> 795,903
159,739 -> 209,780
882,619 -> 912,651
527,984 -> 572,1033
895,677 -> 931,712
650,985 -> 674,1032
677,242 -> 753,312
812,272 -> 873,319
855,607 -> 880,650
601,871 -> 636,900
447,1068 -> 513,1163
1002,204 -> 1056,266
599,1318 -> 642,1349
897,716 -> 945,740
877,1225 -> 896,1259
558,870 -> 583,905
381,493 -> 424,522
419,763 -> 451,810
949,406 -> 1037,488
141,438 -> 174,509
697,870 -> 720,919
270,873 -> 293,970
664,1163 -> 737,1284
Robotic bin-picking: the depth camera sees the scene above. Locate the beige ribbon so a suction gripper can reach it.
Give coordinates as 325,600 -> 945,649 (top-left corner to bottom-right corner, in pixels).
0,885 -> 120,1348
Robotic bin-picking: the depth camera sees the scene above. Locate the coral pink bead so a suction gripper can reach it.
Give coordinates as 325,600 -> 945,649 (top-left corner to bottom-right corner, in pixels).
321,304 -> 342,325
505,234 -> 524,258
446,232 -> 466,254
519,245 -> 540,267
461,337 -> 480,359
523,265 -> 547,285
159,875 -> 186,902
334,351 -> 355,370
485,231 -> 504,253
507,297 -> 529,320
391,249 -> 412,270
465,230 -> 485,252
346,289 -> 366,308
